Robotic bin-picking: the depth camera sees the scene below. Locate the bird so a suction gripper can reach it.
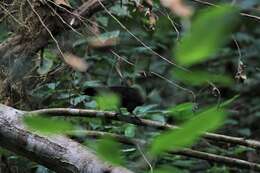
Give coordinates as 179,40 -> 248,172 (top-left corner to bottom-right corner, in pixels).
83,86 -> 145,112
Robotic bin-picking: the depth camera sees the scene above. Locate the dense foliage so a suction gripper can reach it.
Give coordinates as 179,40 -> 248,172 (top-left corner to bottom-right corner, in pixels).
0,0 -> 259,172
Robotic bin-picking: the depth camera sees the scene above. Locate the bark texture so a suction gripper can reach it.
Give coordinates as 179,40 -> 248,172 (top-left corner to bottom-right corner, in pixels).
0,104 -> 133,173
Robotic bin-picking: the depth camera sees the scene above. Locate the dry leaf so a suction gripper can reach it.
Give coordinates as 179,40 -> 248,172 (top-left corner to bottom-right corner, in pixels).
89,37 -> 119,49
160,0 -> 193,17
63,53 -> 88,72
235,60 -> 247,83
148,13 -> 157,30
54,0 -> 71,7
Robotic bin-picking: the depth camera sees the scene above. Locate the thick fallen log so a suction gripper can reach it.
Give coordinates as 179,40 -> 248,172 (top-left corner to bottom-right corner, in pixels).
0,104 -> 133,173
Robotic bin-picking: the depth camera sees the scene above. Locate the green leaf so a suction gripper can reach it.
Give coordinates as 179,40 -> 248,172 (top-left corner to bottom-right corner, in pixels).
96,16 -> 109,27
168,102 -> 195,121
154,166 -> 182,173
172,69 -> 233,86
111,4 -> 130,16
43,50 -> 57,61
150,107 -> 226,155
37,58 -> 53,75
94,92 -> 120,111
175,5 -> 240,66
0,25 -> 9,42
220,95 -> 239,107
124,124 -> 136,138
133,104 -> 158,115
23,115 -> 73,135
96,137 -> 124,165
169,102 -> 194,114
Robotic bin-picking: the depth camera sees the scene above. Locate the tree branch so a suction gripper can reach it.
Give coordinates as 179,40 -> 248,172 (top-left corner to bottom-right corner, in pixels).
0,104 -> 133,173
70,130 -> 260,171
30,108 -> 260,150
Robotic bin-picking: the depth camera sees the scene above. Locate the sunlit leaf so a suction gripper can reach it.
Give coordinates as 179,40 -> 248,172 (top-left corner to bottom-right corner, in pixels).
23,115 -> 73,135
175,5 -> 240,66
172,69 -> 233,86
150,107 -> 226,155
94,92 -> 120,111
96,137 -> 124,165
168,102 -> 195,121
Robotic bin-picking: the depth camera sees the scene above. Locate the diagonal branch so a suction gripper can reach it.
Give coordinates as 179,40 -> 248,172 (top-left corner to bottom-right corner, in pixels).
72,130 -> 260,171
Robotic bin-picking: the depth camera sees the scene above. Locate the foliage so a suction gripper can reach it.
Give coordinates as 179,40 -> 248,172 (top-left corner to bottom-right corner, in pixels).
175,5 -> 240,66
151,107 -> 226,155
94,92 -> 120,111
1,0 -> 260,172
96,137 -> 125,166
23,115 -> 74,135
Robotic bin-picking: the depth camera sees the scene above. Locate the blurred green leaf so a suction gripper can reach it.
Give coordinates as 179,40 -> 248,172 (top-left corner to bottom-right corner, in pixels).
154,166 -> 182,173
95,92 -> 120,111
23,115 -> 73,135
168,102 -> 195,121
96,137 -> 124,165
150,107 -> 226,155
172,69 -> 233,86
175,5 -> 240,66
220,95 -> 239,107
124,124 -> 136,138
169,102 -> 194,114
